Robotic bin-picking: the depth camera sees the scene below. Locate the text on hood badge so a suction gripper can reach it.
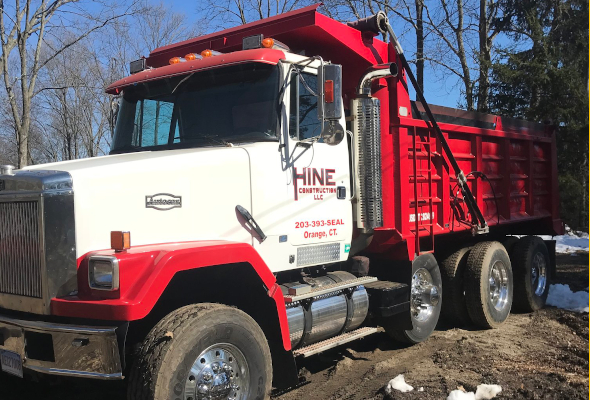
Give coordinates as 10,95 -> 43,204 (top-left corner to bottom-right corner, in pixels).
145,193 -> 182,211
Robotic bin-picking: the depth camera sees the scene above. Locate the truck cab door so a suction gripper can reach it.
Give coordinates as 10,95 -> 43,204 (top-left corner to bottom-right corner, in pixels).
247,66 -> 353,272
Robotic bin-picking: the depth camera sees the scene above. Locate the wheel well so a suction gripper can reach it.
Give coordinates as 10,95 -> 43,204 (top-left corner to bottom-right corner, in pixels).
124,263 -> 297,388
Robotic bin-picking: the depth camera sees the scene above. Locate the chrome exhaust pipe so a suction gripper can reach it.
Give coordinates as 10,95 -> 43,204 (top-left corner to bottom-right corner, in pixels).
347,11 -> 388,35
0,165 -> 15,176
357,63 -> 398,96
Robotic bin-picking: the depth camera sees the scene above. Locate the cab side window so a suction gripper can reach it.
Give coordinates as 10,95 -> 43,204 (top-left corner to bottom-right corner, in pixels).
289,71 -> 321,140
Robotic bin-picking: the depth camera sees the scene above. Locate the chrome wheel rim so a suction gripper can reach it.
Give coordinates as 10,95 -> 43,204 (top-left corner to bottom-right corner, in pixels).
184,343 -> 249,400
489,261 -> 509,311
410,268 -> 440,322
532,252 -> 547,296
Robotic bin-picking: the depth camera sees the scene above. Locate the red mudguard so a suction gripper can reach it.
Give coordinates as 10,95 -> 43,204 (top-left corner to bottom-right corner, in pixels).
51,241 -> 292,350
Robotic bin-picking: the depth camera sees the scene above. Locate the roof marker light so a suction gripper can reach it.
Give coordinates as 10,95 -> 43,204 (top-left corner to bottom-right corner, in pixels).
185,53 -> 202,61
169,57 -> 182,65
261,38 -> 274,48
201,49 -> 213,57
242,34 -> 290,51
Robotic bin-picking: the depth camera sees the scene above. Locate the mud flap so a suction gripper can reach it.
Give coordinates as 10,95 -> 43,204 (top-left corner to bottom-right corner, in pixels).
270,347 -> 301,391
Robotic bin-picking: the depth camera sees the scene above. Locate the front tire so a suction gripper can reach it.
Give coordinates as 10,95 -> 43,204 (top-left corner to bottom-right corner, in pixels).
464,242 -> 513,328
128,303 -> 272,400
386,253 -> 442,344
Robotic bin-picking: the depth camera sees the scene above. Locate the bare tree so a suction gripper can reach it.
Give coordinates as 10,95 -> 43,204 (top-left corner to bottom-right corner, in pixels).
475,0 -> 501,112
200,0 -> 316,28
132,2 -> 203,55
385,0 -> 426,91
29,2 -> 199,165
41,40 -> 107,161
421,0 -> 478,110
0,0 -> 139,167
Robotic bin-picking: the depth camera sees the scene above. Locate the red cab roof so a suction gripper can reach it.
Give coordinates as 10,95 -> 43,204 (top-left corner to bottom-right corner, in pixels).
106,48 -> 284,94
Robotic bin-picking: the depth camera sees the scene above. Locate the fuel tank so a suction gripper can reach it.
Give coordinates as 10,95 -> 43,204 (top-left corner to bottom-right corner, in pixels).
282,271 -> 369,349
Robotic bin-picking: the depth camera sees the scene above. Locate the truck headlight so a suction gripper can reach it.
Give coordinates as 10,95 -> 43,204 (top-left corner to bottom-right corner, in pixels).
88,256 -> 120,290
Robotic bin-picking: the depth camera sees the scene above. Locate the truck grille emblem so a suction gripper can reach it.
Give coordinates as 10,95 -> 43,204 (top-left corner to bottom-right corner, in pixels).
145,193 -> 182,211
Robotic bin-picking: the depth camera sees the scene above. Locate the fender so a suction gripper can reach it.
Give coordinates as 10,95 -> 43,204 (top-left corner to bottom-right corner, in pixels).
51,241 -> 292,350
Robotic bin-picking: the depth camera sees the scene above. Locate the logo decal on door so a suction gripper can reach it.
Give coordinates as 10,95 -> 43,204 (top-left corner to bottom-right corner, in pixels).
293,167 -> 337,200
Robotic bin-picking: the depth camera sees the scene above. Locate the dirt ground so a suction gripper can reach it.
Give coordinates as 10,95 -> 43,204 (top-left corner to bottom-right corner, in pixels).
2,254 -> 588,400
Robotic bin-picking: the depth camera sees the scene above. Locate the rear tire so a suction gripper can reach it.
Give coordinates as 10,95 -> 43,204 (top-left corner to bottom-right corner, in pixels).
464,242 -> 513,328
512,236 -> 551,312
440,247 -> 472,326
127,303 -> 272,400
502,236 -> 519,256
386,253 -> 442,344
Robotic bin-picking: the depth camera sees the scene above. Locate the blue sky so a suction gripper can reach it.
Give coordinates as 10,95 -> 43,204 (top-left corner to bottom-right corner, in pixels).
160,0 -> 502,109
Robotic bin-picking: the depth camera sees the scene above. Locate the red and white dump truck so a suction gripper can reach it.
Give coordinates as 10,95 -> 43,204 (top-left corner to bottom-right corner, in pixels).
0,5 -> 563,399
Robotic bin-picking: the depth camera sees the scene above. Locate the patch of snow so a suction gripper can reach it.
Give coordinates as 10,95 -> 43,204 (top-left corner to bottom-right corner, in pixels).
547,284 -> 589,312
475,384 -> 502,399
447,384 -> 502,400
538,226 -> 589,254
418,387 -> 424,392
385,374 -> 413,394
554,234 -> 589,253
447,390 -> 475,400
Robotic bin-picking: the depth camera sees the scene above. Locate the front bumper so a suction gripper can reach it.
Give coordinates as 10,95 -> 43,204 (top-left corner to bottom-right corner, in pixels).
0,314 -> 122,380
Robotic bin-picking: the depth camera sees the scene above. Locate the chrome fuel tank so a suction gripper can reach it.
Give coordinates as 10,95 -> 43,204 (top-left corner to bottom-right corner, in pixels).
282,271 -> 369,349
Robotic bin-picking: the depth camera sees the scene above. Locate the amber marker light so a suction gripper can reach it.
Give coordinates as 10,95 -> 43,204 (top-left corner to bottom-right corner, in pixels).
325,80 -> 335,103
261,38 -> 275,48
201,49 -> 213,57
185,53 -> 198,61
111,231 -> 131,252
169,57 -> 181,65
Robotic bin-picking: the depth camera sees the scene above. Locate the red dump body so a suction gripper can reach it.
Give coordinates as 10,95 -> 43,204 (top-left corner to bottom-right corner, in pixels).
135,4 -> 563,257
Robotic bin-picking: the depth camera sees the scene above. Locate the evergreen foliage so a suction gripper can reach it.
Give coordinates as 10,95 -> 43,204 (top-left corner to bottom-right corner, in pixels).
490,0 -> 589,229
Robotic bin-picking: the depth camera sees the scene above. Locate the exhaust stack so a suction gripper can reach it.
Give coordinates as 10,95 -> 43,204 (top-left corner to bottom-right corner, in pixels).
357,63 -> 398,96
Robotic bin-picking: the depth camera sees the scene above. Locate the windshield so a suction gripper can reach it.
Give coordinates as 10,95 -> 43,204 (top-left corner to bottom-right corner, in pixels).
110,63 -> 280,153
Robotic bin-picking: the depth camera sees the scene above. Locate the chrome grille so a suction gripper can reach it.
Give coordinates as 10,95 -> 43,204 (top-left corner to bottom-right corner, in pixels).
0,201 -> 43,298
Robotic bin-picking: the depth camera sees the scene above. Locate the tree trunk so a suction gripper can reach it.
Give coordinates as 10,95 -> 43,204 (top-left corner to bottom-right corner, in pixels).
455,0 -> 473,110
415,0 -> 425,92
18,83 -> 32,168
17,123 -> 29,168
477,0 -> 491,112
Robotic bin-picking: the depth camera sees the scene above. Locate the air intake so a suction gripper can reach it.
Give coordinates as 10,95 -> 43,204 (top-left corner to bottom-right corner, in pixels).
352,97 -> 383,231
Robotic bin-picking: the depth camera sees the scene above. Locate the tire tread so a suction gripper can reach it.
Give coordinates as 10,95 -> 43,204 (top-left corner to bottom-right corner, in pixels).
464,242 -> 494,328
464,241 -> 512,329
440,247 -> 472,325
127,303 -> 272,400
512,236 -> 549,312
128,303 -> 224,400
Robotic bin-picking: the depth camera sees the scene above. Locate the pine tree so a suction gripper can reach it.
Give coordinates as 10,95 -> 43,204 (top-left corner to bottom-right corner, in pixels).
490,0 -> 589,229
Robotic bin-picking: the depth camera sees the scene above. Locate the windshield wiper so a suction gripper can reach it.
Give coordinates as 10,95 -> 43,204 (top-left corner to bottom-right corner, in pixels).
172,72 -> 196,94
199,135 -> 233,147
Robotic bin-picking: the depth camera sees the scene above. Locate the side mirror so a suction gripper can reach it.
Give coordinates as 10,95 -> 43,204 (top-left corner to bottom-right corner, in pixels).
317,64 -> 344,145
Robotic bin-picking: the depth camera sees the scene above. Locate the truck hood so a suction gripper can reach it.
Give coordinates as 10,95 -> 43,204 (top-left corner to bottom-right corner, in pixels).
25,147 -> 253,258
